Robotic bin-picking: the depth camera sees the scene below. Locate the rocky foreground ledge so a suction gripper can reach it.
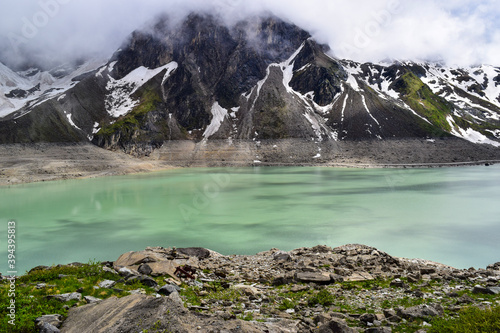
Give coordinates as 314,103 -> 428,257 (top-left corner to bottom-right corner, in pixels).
7,244 -> 500,333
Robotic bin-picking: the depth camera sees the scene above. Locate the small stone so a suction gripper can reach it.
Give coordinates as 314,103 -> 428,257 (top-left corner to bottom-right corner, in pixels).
390,278 -> 405,288
360,313 -> 376,324
386,315 -> 402,323
317,318 -> 357,333
295,272 -> 331,283
47,292 -> 82,303
272,275 -> 292,286
102,266 -> 118,274
311,245 -> 333,253
472,285 -> 492,294
98,280 -> 116,288
38,322 -> 60,333
329,274 -> 344,283
420,267 -> 436,275
35,314 -> 63,328
84,296 -> 102,304
456,295 -> 474,304
365,328 -> 392,333
343,272 -> 374,282
158,284 -> 181,296
273,253 -> 292,262
487,287 -> 500,295
138,264 -> 153,275
486,262 -> 500,270
398,304 -> 443,319
232,284 -> 261,296
407,273 -> 421,283
138,275 -> 158,287
128,288 -> 146,295
314,313 -> 332,325
290,285 -> 308,292
177,247 -> 211,259
118,267 -> 138,278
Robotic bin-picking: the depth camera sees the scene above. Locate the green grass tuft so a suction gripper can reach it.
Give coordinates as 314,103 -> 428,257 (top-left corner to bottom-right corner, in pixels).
97,89 -> 162,140
394,72 -> 454,133
429,306 -> 500,333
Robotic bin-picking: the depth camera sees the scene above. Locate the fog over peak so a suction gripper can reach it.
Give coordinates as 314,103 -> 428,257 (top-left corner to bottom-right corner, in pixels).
0,0 -> 499,70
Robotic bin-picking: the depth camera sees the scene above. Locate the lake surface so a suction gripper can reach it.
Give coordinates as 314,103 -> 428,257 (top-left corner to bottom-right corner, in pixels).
1,165 -> 500,274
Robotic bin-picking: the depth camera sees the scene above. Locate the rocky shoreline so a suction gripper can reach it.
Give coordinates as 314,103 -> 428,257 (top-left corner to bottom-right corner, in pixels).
6,244 -> 499,333
1,138 -> 500,186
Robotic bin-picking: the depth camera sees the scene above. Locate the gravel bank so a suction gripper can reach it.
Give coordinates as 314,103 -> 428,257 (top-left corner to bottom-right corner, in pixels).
1,138 -> 500,186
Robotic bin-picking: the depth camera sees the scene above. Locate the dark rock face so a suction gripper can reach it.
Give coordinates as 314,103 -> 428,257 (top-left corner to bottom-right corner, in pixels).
177,247 -> 211,259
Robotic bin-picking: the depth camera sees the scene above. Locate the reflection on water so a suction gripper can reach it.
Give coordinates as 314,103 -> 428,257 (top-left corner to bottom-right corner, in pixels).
1,165 -> 500,273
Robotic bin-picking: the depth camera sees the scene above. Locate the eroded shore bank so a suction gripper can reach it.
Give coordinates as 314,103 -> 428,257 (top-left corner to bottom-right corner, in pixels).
1,138 -> 500,186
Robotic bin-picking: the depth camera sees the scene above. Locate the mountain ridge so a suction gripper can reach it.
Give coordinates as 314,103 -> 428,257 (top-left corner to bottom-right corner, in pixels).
0,13 -> 499,158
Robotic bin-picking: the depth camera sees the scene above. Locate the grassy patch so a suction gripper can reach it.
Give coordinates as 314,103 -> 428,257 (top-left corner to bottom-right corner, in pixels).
278,298 -> 296,310
429,306 -> 500,333
0,261 -> 158,333
393,71 -> 454,133
308,289 -> 334,307
97,89 -> 161,140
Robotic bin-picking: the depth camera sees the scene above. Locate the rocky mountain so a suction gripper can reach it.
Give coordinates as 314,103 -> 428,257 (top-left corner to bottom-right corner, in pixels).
0,13 -> 499,156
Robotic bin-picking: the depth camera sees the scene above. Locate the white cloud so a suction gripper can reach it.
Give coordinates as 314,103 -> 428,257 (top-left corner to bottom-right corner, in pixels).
0,0 -> 498,68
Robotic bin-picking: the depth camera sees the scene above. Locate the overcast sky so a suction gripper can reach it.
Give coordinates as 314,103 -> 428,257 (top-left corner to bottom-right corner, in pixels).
0,0 -> 499,68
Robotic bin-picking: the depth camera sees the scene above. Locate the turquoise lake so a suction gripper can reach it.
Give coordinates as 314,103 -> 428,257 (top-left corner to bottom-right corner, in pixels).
1,165 -> 499,274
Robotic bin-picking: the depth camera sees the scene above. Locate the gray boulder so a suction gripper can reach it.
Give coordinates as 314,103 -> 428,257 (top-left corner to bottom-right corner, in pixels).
398,304 -> 443,319
84,296 -> 102,304
35,314 -> 63,328
138,264 -> 153,275
158,284 -> 181,296
273,252 -> 292,262
486,262 -> 500,270
137,275 -> 158,288
98,280 -> 116,288
296,272 -> 331,284
177,247 -> 211,259
47,292 -> 81,302
118,267 -> 138,278
38,322 -> 60,333
365,328 -> 392,333
316,318 -> 357,333
488,287 -> 500,294
359,313 -> 376,324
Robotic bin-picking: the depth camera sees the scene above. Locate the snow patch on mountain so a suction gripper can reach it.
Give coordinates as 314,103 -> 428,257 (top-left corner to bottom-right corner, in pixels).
447,115 -> 500,147
105,62 -> 178,118
64,111 -> 81,131
0,59 -> 106,118
203,102 -> 228,139
361,95 -> 380,126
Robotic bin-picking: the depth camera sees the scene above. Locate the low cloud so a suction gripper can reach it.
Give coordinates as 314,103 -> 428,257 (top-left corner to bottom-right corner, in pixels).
0,0 -> 498,69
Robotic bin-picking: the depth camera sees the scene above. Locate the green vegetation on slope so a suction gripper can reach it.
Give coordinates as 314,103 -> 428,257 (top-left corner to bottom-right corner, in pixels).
96,89 -> 162,141
394,72 -> 454,133
430,306 -> 500,333
0,262 -> 159,333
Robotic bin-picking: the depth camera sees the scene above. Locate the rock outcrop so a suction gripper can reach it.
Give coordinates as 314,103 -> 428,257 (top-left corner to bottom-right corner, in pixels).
49,244 -> 500,332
